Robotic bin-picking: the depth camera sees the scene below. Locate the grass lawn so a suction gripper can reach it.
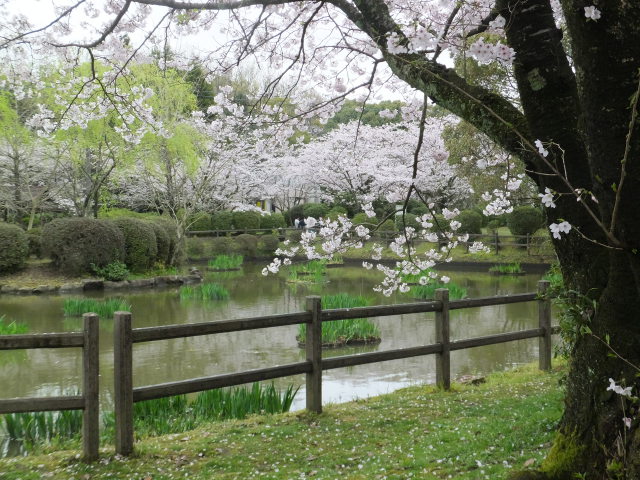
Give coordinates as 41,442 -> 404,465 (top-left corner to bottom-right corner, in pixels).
0,362 -> 565,480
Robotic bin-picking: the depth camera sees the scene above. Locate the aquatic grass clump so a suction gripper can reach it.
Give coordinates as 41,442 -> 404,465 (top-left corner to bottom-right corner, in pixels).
298,294 -> 381,347
489,262 -> 523,274
2,409 -> 82,447
62,298 -> 131,317
411,282 -> 467,300
287,260 -> 327,284
179,283 -> 229,301
0,315 -> 28,335
208,254 -> 244,270
102,382 -> 299,438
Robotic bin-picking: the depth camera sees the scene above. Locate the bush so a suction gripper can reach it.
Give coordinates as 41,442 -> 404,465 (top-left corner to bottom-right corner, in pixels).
284,205 -> 304,226
111,218 -> 158,272
286,229 -> 302,243
188,212 -> 213,231
260,234 -> 280,254
26,227 -> 42,258
326,206 -> 348,221
507,206 -> 544,237
92,261 -> 130,281
379,219 -> 397,232
147,221 -> 170,265
456,210 -> 483,234
486,219 -> 502,231
0,223 -> 29,273
209,237 -> 234,256
233,234 -> 259,257
409,204 -> 429,216
232,211 -> 261,231
211,211 -> 233,231
99,208 -> 158,219
42,218 -> 125,275
395,213 -> 420,231
302,203 -> 329,219
260,212 -> 286,229
352,212 -> 377,226
149,217 -> 180,265
187,237 -> 206,259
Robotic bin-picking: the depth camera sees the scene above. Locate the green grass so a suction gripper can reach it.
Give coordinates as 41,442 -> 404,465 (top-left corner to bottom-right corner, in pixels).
102,383 -> 299,438
2,409 -> 82,448
287,260 -> 328,284
0,363 -> 565,479
298,294 -> 381,346
489,262 -> 523,274
208,254 -> 244,270
410,281 -> 468,300
62,298 -> 131,317
179,283 -> 230,301
0,315 -> 29,335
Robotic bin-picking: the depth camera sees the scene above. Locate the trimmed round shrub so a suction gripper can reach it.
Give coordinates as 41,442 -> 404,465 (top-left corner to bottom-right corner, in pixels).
260,234 -> 280,254
284,204 -> 305,226
147,221 -> 170,265
209,237 -> 234,256
0,223 -> 29,273
211,211 -> 233,231
486,219 -> 502,231
188,212 -> 213,231
352,212 -> 377,226
260,212 -> 286,229
379,219 -> 397,232
149,217 -> 180,265
286,229 -> 302,243
395,213 -> 420,231
302,203 -> 329,219
111,218 -> 158,272
186,237 -> 206,258
507,206 -> 544,237
326,206 -> 348,221
42,218 -> 125,275
232,211 -> 261,231
409,204 -> 429,216
233,234 -> 259,257
456,210 -> 483,234
26,227 -> 42,258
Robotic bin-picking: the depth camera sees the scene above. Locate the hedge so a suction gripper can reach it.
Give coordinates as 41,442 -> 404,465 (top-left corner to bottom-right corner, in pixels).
352,212 -> 377,226
395,213 -> 420,231
302,203 -> 329,219
259,234 -> 280,254
42,218 -> 125,275
232,211 -> 261,230
326,206 -> 348,221
149,217 -> 181,265
284,205 -> 304,226
260,212 -> 286,229
211,211 -> 234,231
456,210 -> 483,235
188,212 -> 213,231
147,221 -> 171,265
0,223 -> 29,273
111,218 -> 158,272
233,234 -> 259,257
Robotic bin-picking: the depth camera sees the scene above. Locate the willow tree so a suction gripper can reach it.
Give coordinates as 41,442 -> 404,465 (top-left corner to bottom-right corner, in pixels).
2,0 -> 640,476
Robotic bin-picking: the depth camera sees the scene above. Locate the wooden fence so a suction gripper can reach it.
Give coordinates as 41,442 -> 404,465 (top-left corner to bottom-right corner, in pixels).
0,314 -> 99,461
112,280 -> 556,456
0,281 -> 557,461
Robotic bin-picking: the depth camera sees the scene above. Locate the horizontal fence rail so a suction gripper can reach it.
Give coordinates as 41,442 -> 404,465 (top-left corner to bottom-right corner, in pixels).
0,314 -> 99,461
112,280 -> 556,456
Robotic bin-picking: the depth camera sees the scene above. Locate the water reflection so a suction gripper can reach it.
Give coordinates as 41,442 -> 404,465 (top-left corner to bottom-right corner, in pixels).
0,264 -> 551,415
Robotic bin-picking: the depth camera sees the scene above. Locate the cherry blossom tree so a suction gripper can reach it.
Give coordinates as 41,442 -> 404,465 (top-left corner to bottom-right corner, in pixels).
2,0 -> 640,476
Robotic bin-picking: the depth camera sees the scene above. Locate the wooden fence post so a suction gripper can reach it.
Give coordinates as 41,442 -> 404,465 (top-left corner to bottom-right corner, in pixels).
537,280 -> 552,371
305,296 -> 322,413
435,289 -> 451,390
82,313 -> 99,461
114,311 -> 134,455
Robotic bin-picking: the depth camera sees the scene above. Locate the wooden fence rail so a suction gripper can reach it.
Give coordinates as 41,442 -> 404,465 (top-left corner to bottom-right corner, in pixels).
113,280 -> 556,456
0,314 -> 99,461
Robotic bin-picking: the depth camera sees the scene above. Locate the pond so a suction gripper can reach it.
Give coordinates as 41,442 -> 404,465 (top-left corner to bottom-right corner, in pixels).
0,263 -> 553,451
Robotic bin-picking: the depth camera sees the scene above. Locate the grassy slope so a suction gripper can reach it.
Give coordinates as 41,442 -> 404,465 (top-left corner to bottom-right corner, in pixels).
0,363 -> 564,480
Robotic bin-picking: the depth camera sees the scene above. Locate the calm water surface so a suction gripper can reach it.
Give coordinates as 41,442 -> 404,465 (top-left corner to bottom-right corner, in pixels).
0,263 -> 552,426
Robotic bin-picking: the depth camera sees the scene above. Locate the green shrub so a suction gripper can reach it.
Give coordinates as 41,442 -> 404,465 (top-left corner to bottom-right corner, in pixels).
233,233 -> 259,257
395,213 -> 420,231
209,237 -> 234,255
507,206 -> 544,237
188,212 -> 213,231
486,219 -> 502,231
42,218 -> 125,275
379,219 -> 397,232
91,261 -> 130,281
409,204 -> 429,216
147,221 -> 171,265
431,214 -> 450,232
25,227 -> 42,258
284,204 -> 304,226
186,237 -> 207,258
232,211 -> 261,230
0,223 -> 29,273
211,211 -> 233,231
111,218 -> 158,272
302,203 -> 329,219
352,212 -> 377,226
260,234 -> 280,254
260,212 -> 286,229
326,206 -> 348,220
99,208 -> 158,219
286,229 -> 302,243
149,217 -> 180,265
456,210 -> 483,234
